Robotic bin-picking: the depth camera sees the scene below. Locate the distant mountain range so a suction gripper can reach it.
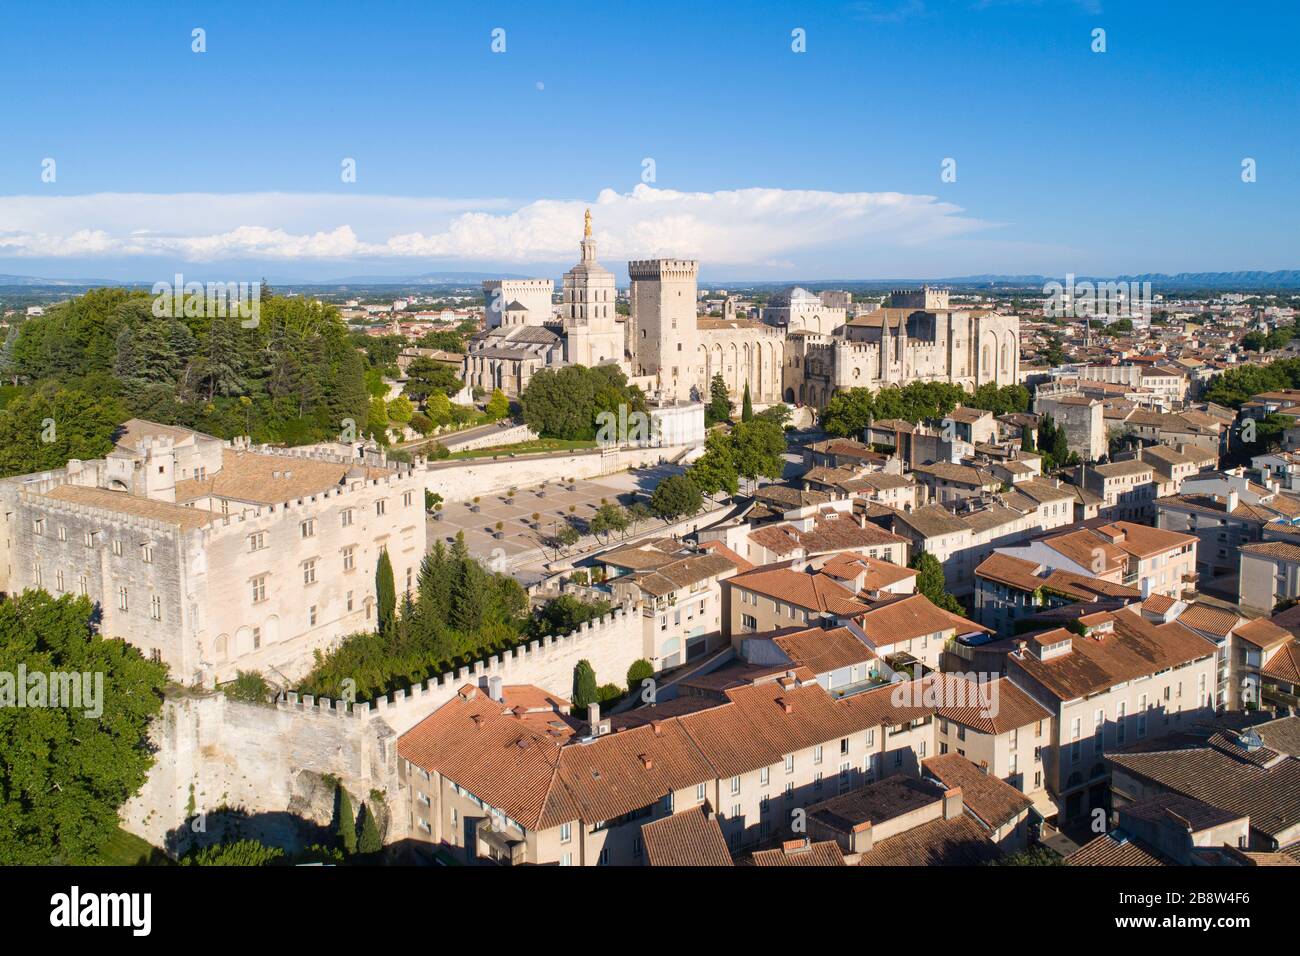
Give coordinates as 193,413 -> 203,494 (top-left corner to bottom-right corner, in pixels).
2,269 -> 1300,291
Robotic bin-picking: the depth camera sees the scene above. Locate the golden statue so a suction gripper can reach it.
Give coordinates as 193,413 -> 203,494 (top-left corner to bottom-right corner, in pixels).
584,208 -> 592,237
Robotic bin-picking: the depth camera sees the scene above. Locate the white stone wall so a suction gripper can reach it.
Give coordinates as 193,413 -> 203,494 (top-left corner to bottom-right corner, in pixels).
119,691 -> 398,855
422,442 -> 695,500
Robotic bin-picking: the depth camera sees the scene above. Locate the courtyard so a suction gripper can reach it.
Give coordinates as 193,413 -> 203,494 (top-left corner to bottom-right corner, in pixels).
426,463 -> 685,569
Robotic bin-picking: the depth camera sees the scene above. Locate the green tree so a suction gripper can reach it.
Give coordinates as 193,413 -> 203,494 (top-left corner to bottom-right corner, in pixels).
649,474 -> 703,520
335,785 -> 357,856
741,382 -> 754,421
520,364 -> 645,440
627,659 -> 654,692
573,659 -> 599,710
589,503 -> 629,542
730,418 -> 787,488
757,403 -> 792,428
909,551 -> 965,615
1020,423 -> 1036,453
386,394 -> 415,425
357,802 -> 383,856
531,595 -> 611,638
0,386 -> 129,479
821,388 -> 876,438
403,357 -> 462,402
184,839 -> 285,866
485,388 -> 510,421
706,373 -> 731,425
688,430 -> 740,497
224,670 -> 272,704
0,591 -> 168,865
376,550 -> 396,636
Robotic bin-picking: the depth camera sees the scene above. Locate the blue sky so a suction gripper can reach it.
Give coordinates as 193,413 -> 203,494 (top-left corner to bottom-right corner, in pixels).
2,0 -> 1297,281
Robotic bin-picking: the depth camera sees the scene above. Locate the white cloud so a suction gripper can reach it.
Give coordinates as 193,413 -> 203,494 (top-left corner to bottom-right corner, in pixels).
0,184 -> 996,271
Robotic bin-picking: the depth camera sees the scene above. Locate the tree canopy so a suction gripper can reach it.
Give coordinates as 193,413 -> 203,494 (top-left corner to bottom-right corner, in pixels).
0,591 -> 168,864
520,364 -> 646,441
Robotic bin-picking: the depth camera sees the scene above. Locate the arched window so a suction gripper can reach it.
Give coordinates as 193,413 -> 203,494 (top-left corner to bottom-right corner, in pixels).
1001,343 -> 1010,372
981,345 -> 990,369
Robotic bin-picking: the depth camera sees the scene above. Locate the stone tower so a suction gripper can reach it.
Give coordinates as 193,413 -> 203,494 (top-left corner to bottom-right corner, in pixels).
628,257 -> 700,401
561,210 -> 622,367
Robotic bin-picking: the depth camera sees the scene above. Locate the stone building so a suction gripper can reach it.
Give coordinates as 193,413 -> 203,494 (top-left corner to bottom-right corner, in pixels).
0,419 -> 426,688
473,216 -> 1021,408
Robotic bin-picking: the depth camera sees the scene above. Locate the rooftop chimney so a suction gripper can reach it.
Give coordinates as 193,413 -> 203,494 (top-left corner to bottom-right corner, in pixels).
1227,489 -> 1239,512
943,786 -> 964,820
488,675 -> 504,703
588,702 -> 600,733
776,697 -> 794,714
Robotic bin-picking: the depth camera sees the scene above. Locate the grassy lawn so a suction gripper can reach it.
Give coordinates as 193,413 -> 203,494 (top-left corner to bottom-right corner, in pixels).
93,826 -> 171,866
445,438 -> 597,460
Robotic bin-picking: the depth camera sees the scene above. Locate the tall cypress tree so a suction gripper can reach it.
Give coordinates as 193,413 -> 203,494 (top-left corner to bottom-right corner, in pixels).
357,802 -> 382,856
335,784 -> 357,856
742,382 -> 753,421
573,659 -> 598,710
376,550 -> 396,636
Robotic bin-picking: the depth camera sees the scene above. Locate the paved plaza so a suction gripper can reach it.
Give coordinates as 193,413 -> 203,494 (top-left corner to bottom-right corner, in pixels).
427,463 -> 683,568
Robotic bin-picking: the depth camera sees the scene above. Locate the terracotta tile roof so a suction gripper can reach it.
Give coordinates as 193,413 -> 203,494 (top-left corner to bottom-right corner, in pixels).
808,775 -> 945,831
40,484 -> 215,531
114,418 -> 209,452
1040,529 -> 1127,574
1119,792 -> 1246,832
936,676 -> 1052,735
679,681 -> 857,779
625,552 -> 738,597
699,540 -> 754,573
1240,540 -> 1300,563
1234,617 -> 1294,650
1093,459 -> 1155,479
892,503 -> 971,538
1068,832 -> 1172,866
1237,850 -> 1300,865
1107,746 -> 1300,841
601,538 -> 683,570
640,808 -> 733,866
727,565 -> 869,616
856,593 -> 991,647
750,839 -> 846,866
1256,715 -> 1300,758
856,813 -> 1000,866
818,552 -> 917,592
836,677 -> 940,728
1263,642 -> 1300,685
1009,610 -> 1217,701
1175,603 -> 1242,638
975,552 -> 1140,603
174,448 -> 389,506
397,686 -> 579,832
913,461 -> 999,487
923,753 -> 1033,829
553,719 -> 719,827
771,625 -> 875,674
1089,520 -> 1198,559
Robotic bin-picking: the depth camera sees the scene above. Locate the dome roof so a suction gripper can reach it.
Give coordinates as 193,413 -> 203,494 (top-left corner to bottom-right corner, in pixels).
769,286 -> 821,308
